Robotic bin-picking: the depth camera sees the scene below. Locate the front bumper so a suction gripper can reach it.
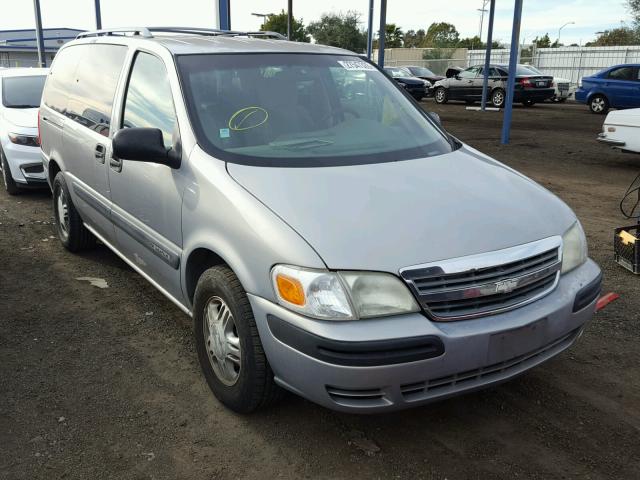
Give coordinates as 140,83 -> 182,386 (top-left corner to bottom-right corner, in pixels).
250,259 -> 601,413
2,141 -> 46,185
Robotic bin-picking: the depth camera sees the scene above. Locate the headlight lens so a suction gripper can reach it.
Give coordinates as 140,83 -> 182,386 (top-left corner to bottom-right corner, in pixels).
8,133 -> 39,147
561,222 -> 588,274
271,265 -> 420,320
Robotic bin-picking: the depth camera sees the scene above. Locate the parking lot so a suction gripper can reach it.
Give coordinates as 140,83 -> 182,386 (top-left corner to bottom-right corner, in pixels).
1,100 -> 639,479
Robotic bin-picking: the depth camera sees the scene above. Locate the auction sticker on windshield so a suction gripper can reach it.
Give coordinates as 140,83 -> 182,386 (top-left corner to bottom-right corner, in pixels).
337,60 -> 376,71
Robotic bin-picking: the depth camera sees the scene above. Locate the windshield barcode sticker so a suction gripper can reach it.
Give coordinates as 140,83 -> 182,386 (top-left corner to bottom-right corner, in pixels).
338,60 -> 376,71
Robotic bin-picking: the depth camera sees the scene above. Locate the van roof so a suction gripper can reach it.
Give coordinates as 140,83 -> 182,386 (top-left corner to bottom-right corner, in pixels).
69,27 -> 355,56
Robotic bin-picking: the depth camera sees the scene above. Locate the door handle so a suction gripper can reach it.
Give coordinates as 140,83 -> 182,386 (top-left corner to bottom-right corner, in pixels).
109,155 -> 122,173
94,144 -> 106,164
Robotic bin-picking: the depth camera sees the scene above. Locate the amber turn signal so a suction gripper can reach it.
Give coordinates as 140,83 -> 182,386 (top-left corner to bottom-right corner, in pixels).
275,273 -> 306,306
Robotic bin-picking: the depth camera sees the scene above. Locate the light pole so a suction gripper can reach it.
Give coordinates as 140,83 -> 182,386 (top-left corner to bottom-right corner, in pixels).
251,12 -> 273,28
558,21 -> 575,45
478,0 -> 489,43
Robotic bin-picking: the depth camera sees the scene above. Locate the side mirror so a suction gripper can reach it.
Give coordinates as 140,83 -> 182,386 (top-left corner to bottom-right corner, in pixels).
454,74 -> 461,80
427,111 -> 442,126
112,128 -> 180,169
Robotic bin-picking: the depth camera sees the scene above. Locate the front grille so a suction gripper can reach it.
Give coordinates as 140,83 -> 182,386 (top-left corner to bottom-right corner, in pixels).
400,238 -> 562,320
400,327 -> 581,402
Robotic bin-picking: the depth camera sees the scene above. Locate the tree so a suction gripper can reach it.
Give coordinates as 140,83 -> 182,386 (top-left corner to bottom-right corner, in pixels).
404,29 -> 426,48
457,36 -> 502,49
307,12 -> 367,53
533,33 -> 551,48
424,22 -> 460,48
586,27 -> 640,46
261,10 -> 309,42
630,0 -> 640,27
385,23 -> 404,48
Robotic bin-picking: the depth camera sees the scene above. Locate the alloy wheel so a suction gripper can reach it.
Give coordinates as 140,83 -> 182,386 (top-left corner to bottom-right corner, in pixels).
203,296 -> 241,386
591,97 -> 605,113
55,188 -> 70,240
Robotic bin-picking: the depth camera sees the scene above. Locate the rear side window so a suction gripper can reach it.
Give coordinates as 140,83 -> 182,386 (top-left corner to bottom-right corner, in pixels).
43,45 -> 85,113
607,67 -> 634,81
121,52 -> 178,149
65,44 -> 127,136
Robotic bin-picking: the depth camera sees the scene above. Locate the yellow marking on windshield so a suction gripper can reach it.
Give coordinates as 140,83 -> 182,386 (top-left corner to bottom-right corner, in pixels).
229,106 -> 269,131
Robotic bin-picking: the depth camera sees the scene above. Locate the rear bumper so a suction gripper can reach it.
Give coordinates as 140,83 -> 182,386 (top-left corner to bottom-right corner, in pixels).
597,133 -> 626,147
250,259 -> 601,413
514,88 -> 555,103
575,89 -> 588,104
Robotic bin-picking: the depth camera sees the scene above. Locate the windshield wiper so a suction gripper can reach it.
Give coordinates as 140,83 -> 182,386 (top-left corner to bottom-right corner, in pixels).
269,138 -> 334,150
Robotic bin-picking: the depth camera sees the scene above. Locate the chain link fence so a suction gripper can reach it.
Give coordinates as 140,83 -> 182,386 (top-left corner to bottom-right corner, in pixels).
379,46 -> 640,85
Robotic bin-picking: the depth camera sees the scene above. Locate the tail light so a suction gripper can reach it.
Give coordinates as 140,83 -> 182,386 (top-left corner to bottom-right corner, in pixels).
519,77 -> 532,87
37,109 -> 41,146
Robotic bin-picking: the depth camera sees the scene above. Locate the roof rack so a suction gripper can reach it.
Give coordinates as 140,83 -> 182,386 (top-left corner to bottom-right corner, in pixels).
76,27 -> 286,40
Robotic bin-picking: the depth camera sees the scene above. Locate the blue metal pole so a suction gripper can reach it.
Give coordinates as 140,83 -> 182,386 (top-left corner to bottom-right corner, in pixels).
219,0 -> 230,30
480,0 -> 496,110
366,0 -> 374,59
501,0 -> 523,144
94,0 -> 102,29
378,0 -> 387,67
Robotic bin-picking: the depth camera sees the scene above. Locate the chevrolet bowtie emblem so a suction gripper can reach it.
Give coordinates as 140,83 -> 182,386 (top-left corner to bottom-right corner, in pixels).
494,278 -> 519,294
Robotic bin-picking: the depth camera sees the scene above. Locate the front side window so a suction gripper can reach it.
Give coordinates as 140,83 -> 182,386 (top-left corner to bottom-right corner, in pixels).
122,52 -> 178,149
607,67 -> 634,81
1,76 -> 47,108
459,67 -> 480,79
177,54 -> 452,167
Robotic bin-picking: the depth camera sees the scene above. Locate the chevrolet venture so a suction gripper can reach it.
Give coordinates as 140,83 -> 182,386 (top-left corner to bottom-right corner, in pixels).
40,27 -> 602,413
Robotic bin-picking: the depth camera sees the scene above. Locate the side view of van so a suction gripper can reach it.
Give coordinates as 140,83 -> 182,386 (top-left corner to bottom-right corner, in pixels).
40,27 -> 602,413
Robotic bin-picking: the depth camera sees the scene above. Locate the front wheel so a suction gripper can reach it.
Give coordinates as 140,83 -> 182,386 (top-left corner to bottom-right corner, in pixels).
434,87 -> 448,104
194,265 -> 282,413
491,88 -> 506,108
1,149 -> 20,195
589,95 -> 609,114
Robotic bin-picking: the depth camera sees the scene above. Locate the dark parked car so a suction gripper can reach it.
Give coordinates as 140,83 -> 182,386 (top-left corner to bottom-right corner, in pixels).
575,64 -> 640,114
384,67 -> 430,101
403,65 -> 445,85
433,64 -> 555,107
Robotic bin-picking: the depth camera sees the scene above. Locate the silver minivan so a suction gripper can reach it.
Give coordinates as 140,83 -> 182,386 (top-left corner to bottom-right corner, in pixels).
40,28 -> 602,413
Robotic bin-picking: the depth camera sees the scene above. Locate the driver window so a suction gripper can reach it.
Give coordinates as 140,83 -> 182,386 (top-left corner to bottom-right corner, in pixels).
122,52 -> 178,149
460,67 -> 480,79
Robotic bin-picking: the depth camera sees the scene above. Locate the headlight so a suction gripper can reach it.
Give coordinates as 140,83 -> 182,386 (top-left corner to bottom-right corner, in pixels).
271,265 -> 420,320
561,222 -> 588,274
8,133 -> 39,147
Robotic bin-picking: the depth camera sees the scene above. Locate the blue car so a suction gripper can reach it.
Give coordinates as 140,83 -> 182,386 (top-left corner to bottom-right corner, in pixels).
575,64 -> 640,114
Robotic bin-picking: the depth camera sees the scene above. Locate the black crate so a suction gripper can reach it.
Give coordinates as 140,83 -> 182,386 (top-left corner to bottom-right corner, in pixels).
614,225 -> 640,274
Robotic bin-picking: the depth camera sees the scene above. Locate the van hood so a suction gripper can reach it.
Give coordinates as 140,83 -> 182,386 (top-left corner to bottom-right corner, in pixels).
228,147 -> 576,272
2,107 -> 38,128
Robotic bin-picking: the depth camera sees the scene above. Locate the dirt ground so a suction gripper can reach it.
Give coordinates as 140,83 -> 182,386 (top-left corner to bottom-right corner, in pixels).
2,101 -> 639,480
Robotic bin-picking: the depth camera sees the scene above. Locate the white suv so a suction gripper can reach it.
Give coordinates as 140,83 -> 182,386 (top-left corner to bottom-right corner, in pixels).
0,68 -> 49,194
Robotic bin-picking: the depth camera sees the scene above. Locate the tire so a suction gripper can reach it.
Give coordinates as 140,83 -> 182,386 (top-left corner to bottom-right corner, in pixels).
194,265 -> 282,413
0,148 -> 21,196
589,95 -> 609,114
52,172 -> 96,252
522,99 -> 535,107
491,88 -> 506,108
434,87 -> 448,104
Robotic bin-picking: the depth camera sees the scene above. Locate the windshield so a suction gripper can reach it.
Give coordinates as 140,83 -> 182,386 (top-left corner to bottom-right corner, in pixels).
1,75 -> 47,108
498,65 -> 545,76
178,54 -> 452,167
408,66 -> 436,77
520,65 -> 543,75
385,67 -> 411,78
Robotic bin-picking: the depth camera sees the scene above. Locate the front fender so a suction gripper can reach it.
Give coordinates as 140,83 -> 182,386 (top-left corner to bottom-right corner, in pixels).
180,148 -> 325,309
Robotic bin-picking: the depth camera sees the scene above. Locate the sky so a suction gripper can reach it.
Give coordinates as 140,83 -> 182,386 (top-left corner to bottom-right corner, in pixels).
0,0 -> 633,47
